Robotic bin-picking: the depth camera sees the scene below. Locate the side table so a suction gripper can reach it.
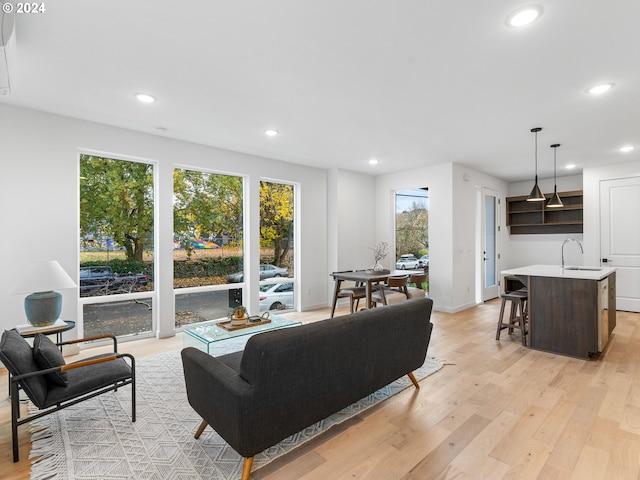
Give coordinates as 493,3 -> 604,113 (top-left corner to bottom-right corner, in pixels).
17,320 -> 76,349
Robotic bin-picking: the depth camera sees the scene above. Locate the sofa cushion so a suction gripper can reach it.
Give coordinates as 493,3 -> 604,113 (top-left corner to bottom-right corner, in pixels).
0,329 -> 48,407
33,333 -> 68,386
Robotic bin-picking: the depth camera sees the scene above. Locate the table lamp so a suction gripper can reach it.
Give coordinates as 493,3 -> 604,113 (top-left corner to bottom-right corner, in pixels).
11,260 -> 77,327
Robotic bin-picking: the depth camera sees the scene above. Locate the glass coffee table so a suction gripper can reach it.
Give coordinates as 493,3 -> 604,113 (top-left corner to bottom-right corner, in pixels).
183,314 -> 301,354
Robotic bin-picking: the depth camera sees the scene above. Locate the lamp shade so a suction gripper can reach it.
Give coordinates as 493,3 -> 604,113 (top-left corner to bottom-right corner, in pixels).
11,261 -> 77,327
528,181 -> 545,201
11,260 -> 77,294
547,191 -> 564,207
547,143 -> 564,208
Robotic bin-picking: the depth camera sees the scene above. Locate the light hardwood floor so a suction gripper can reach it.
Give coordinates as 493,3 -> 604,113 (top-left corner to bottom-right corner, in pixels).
2,300 -> 640,479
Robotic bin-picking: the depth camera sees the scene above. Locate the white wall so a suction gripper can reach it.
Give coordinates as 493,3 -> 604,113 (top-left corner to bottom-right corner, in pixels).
503,175 -> 585,270
375,162 -> 507,313
326,169 -> 376,307
0,104 -> 329,336
335,169 -> 376,270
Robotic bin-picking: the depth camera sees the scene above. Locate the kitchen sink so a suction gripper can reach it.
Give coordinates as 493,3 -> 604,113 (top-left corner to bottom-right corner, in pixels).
563,267 -> 602,271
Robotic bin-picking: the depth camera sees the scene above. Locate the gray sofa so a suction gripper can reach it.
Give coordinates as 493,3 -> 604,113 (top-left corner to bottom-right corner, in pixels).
181,297 -> 433,479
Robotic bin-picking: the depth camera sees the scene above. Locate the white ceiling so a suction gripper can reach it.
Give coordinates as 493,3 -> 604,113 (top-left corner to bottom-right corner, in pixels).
1,0 -> 639,181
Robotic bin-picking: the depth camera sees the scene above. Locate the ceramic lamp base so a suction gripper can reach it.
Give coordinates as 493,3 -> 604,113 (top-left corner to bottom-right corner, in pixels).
24,290 -> 61,327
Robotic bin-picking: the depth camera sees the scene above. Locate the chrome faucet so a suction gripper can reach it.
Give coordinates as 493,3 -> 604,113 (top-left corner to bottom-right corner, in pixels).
561,238 -> 583,269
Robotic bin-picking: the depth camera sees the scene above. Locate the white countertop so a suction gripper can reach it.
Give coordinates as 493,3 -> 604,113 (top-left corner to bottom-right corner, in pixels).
501,264 -> 616,281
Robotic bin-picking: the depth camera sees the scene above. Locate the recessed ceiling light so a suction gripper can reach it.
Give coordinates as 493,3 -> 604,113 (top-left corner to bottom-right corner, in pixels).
369,158 -> 379,165
264,129 -> 279,137
506,5 -> 542,27
619,145 -> 635,153
135,93 -> 157,103
586,83 -> 614,95
565,164 -> 576,170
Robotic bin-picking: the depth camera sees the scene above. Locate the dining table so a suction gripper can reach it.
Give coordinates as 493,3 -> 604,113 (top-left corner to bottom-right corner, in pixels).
330,269 -> 424,312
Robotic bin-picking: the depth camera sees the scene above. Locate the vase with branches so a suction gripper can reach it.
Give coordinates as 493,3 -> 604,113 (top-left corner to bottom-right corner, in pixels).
368,241 -> 390,272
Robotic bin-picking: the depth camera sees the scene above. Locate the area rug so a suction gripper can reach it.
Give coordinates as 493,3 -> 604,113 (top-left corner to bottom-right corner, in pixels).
29,336 -> 445,480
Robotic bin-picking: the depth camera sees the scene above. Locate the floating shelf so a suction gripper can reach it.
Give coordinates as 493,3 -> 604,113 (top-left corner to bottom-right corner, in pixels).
506,190 -> 583,234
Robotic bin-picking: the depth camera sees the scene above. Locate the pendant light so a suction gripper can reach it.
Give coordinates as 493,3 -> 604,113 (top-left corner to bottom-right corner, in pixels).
527,127 -> 545,201
547,143 -> 564,207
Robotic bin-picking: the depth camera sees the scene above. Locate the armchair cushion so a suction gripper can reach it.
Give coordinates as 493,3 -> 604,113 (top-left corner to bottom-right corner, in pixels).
33,333 -> 68,386
0,329 -> 48,407
43,355 -> 133,407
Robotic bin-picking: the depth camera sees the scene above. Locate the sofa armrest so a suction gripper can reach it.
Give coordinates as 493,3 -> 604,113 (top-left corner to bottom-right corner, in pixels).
181,347 -> 257,453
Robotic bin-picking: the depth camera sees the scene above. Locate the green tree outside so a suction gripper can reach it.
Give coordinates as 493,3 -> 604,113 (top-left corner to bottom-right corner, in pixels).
396,200 -> 428,258
260,181 -> 294,267
80,155 -> 154,262
173,169 -> 243,257
81,157 -> 294,276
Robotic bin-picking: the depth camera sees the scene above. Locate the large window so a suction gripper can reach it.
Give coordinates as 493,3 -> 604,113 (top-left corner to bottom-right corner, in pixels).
79,154 -> 154,338
259,180 -> 295,312
79,159 -> 298,336
173,168 -> 244,327
395,188 -> 429,291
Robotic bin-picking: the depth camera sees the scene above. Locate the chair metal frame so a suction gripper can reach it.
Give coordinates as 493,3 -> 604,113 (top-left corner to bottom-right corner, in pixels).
6,335 -> 136,462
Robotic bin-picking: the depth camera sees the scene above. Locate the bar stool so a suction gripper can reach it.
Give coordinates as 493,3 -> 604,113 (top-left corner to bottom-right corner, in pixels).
496,289 -> 528,346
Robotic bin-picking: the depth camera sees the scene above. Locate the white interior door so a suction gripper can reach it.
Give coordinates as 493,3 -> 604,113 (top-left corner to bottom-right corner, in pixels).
600,176 -> 640,312
482,188 -> 499,301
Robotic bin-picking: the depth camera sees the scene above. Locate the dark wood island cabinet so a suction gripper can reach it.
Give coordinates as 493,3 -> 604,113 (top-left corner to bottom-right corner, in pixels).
501,265 -> 616,359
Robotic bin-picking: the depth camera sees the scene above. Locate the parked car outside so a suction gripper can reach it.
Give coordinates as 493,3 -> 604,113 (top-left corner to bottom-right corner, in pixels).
79,266 -> 148,296
227,264 -> 289,283
395,254 -> 420,269
259,282 -> 294,312
418,255 -> 429,272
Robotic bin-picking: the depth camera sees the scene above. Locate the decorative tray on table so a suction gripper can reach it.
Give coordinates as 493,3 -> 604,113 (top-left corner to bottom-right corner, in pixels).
217,316 -> 271,331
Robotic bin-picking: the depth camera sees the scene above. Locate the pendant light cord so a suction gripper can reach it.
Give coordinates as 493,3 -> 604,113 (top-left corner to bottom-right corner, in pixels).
527,127 -> 544,201
553,146 -> 557,191
534,129 -> 538,180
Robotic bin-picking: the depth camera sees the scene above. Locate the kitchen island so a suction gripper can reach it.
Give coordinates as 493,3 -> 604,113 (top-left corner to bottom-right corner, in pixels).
501,265 -> 616,359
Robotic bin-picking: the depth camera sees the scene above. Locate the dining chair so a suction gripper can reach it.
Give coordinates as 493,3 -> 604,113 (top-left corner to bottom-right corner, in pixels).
407,273 -> 428,299
330,271 -> 367,317
371,275 -> 410,306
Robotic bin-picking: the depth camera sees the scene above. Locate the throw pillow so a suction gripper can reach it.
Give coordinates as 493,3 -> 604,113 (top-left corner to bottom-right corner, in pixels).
0,329 -> 49,406
33,333 -> 68,386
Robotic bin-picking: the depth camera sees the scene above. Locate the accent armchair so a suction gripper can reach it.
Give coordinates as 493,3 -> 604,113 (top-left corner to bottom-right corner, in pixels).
0,329 -> 135,462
